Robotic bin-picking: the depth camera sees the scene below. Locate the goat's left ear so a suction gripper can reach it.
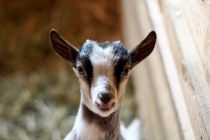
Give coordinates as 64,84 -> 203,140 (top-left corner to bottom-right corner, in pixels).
129,31 -> 156,68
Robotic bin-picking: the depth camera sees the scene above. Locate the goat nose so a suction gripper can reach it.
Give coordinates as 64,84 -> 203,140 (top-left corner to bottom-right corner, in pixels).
98,93 -> 112,104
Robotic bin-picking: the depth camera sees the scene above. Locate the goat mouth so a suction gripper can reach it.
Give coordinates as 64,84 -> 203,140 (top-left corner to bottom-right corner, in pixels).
99,107 -> 110,112
95,103 -> 112,112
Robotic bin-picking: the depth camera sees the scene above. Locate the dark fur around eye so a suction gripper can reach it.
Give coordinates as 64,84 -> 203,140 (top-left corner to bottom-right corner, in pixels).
114,59 -> 131,89
77,66 -> 85,75
121,67 -> 130,76
77,56 -> 93,85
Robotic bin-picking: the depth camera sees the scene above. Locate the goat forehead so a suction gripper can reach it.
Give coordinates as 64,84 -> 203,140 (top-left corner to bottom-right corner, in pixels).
79,40 -> 130,64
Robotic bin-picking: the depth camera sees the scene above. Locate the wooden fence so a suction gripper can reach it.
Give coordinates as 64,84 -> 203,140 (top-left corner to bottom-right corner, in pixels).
122,0 -> 210,139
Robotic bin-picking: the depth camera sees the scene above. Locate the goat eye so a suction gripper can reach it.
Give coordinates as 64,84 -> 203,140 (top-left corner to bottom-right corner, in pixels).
122,67 -> 129,76
77,66 -> 85,75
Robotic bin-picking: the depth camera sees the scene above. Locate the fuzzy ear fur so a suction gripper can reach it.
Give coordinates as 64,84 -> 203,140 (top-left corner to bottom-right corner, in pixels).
129,31 -> 156,68
49,29 -> 79,65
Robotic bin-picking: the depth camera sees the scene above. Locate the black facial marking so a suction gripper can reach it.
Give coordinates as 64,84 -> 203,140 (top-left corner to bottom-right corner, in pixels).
112,44 -> 131,89
112,42 -> 125,56
114,59 -> 130,88
79,41 -> 93,57
98,42 -> 111,49
77,41 -> 95,85
78,56 -> 93,85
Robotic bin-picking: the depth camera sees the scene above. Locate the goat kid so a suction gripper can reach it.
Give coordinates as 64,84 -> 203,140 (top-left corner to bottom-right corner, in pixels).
49,30 -> 156,140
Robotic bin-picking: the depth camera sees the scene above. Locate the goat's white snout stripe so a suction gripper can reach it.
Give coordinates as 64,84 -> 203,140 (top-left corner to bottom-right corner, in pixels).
91,76 -> 109,102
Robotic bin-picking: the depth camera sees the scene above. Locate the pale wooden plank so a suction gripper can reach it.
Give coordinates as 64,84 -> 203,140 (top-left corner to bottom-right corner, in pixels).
123,0 -> 210,139
150,0 -> 210,139
144,0 -> 196,139
122,0 -> 165,139
147,50 -> 182,140
178,0 -> 210,89
122,0 -> 182,139
161,7 -> 209,139
132,0 -> 182,139
133,62 -> 166,140
162,0 -> 210,138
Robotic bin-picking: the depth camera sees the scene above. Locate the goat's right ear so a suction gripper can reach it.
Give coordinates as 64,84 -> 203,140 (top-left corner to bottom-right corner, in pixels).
129,31 -> 156,68
49,29 -> 79,65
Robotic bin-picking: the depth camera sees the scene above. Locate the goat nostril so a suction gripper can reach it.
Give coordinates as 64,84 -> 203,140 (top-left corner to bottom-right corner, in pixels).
98,93 -> 112,104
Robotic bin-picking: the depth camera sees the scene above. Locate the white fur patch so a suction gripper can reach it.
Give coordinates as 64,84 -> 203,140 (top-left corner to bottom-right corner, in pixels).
91,76 -> 109,104
90,43 -> 115,66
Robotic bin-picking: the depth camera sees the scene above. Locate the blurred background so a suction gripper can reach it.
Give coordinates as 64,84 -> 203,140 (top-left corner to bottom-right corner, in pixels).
0,0 -> 137,139
2,0 -> 210,140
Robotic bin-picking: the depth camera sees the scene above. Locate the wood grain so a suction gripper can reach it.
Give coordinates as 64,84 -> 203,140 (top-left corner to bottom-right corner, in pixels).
122,0 -> 210,139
